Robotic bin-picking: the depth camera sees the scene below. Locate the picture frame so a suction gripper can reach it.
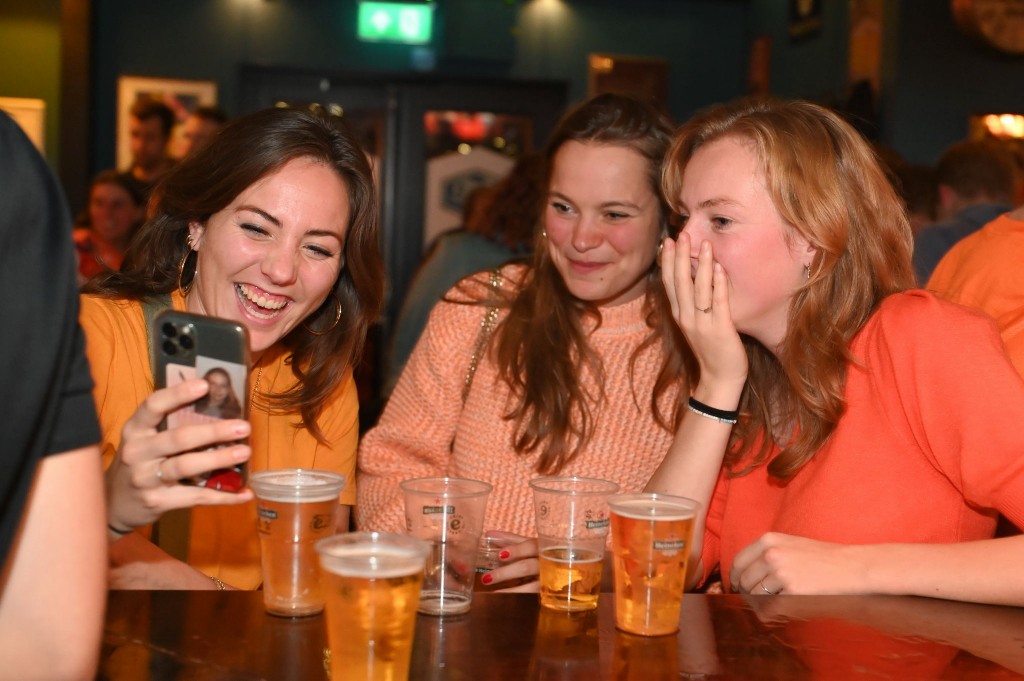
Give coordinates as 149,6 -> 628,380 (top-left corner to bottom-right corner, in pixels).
0,96 -> 46,153
116,76 -> 217,169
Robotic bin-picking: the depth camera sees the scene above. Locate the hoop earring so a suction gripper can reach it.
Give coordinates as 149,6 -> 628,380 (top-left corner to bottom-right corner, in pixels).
303,292 -> 342,336
177,236 -> 198,296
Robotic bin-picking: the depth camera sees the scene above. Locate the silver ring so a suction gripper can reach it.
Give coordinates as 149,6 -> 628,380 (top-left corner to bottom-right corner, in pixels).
759,577 -> 780,595
155,462 -> 165,482
696,306 -> 711,313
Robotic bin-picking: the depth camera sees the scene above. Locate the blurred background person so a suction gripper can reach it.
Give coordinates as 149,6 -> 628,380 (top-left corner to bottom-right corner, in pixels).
912,139 -> 1018,284
123,98 -> 177,201
0,112 -> 106,679
928,204 -> 1024,378
383,152 -> 543,399
177,105 -> 229,158
73,169 -> 145,286
895,162 -> 938,237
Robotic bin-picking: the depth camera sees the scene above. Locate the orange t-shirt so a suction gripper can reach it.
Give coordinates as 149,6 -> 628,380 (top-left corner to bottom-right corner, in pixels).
79,291 -> 359,589
927,212 -> 1024,378
703,292 -> 1024,587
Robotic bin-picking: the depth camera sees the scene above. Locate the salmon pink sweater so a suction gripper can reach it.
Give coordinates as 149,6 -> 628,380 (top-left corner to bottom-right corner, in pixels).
357,265 -> 684,536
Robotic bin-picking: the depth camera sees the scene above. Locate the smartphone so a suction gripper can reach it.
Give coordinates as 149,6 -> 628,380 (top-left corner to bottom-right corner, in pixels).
151,309 -> 250,492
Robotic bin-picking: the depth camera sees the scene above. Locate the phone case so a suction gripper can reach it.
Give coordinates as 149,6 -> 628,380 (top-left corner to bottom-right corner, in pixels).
151,309 -> 251,492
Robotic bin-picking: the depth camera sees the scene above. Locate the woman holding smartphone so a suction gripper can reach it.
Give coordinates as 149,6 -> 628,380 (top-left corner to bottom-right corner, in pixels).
81,105 -> 382,590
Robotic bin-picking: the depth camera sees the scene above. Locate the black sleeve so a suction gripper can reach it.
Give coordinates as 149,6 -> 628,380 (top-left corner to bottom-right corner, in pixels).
0,112 -> 100,564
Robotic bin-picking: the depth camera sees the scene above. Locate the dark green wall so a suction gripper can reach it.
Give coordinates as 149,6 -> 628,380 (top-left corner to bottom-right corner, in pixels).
90,0 -> 752,170
0,0 -> 62,167
4,0 -> 1024,183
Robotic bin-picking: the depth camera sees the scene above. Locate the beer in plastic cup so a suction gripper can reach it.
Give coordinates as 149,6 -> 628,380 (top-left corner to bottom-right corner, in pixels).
609,492 -> 699,636
250,468 -> 346,617
316,532 -> 430,681
529,476 -> 620,612
400,476 -> 492,615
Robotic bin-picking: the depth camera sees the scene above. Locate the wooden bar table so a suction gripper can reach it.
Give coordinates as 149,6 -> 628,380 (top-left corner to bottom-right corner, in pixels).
98,590 -> 1024,679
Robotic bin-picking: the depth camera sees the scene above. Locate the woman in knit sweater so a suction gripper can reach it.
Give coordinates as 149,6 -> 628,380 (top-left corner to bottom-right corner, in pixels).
650,97 -> 1024,606
357,94 -> 693,584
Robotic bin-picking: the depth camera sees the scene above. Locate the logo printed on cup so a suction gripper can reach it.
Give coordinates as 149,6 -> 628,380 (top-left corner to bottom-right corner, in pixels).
258,507 -> 279,520
421,504 -> 455,515
653,539 -> 686,551
310,514 -> 333,531
585,517 -> 610,530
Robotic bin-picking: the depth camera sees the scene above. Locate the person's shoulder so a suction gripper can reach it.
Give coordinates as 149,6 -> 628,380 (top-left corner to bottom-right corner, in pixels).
79,294 -> 140,327
868,290 -> 999,344
444,262 -> 529,303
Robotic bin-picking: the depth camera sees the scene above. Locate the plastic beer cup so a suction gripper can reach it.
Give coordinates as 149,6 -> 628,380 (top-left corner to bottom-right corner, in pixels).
400,476 -> 492,615
609,492 -> 699,636
250,469 -> 346,617
316,532 -> 430,681
529,476 -> 620,612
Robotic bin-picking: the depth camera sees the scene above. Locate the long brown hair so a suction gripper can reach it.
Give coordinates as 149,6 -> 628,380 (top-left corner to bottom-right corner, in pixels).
486,93 -> 693,474
662,97 -> 915,478
85,105 -> 384,440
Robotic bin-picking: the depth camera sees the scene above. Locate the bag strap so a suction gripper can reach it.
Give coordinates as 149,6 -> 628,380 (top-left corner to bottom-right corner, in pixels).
142,293 -> 172,368
461,269 -> 503,404
141,293 -> 191,562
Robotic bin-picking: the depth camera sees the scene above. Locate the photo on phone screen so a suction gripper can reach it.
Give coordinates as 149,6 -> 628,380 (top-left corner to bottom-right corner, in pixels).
164,358 -> 246,428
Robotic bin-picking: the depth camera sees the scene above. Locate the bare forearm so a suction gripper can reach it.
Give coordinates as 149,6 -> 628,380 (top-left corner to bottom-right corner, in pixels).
0,447 -> 106,680
645,383 -> 742,586
857,535 -> 1024,606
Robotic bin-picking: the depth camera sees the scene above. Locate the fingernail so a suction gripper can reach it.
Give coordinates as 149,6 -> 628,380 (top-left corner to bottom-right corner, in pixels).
481,573 -> 493,585
231,446 -> 250,461
233,422 -> 251,435
498,550 -> 511,561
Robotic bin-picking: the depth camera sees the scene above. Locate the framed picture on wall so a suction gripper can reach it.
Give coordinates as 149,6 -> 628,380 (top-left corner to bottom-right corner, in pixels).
116,76 -> 217,169
0,96 -> 46,153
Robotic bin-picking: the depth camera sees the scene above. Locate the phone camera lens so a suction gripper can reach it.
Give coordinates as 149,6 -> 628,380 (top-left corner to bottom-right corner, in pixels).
162,340 -> 178,356
179,335 -> 194,350
161,322 -> 177,339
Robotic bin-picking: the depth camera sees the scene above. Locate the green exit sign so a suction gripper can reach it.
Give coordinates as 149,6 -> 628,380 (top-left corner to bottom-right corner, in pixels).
358,2 -> 434,45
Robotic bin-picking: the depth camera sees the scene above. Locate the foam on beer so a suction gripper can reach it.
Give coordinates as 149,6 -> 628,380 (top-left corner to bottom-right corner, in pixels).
319,544 -> 427,579
610,497 -> 695,521
250,470 -> 346,503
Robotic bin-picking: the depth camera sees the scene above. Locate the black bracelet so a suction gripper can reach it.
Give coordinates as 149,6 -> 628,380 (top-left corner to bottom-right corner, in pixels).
108,523 -> 133,536
687,396 -> 739,425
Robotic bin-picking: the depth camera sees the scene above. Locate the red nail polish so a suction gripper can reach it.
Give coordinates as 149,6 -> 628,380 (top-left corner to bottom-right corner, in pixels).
481,573 -> 493,585
498,550 -> 511,560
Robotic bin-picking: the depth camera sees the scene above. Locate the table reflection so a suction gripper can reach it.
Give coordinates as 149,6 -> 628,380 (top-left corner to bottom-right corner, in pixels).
99,591 -> 1024,680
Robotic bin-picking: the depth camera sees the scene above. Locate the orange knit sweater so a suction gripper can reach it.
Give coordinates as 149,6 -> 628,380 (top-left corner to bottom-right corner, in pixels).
357,265 -> 684,536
